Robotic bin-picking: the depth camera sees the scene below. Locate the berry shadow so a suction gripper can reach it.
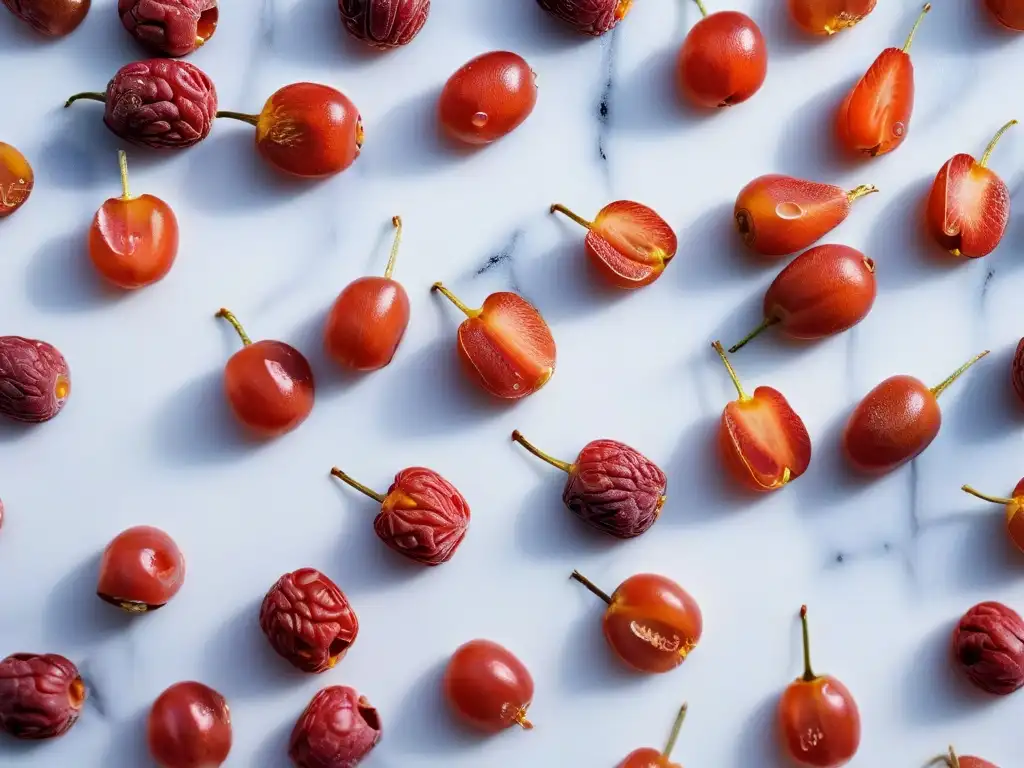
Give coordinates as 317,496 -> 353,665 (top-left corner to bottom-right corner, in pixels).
910,0 -> 1017,57
387,658 -> 492,758
0,418 -> 39,445
0,12 -> 44,53
918,511 -> 1022,593
249,716 -> 296,768
792,409 -> 875,513
945,344 -> 1021,445
751,0 -> 815,59
773,76 -> 861,181
271,0 -> 384,69
673,202 -> 772,290
284,307 -> 368,399
25,232 -> 118,314
610,48 -> 689,134
733,691 -> 785,767
466,0 -> 591,54
99,707 -> 149,768
557,605 -> 651,695
42,553 -> 137,650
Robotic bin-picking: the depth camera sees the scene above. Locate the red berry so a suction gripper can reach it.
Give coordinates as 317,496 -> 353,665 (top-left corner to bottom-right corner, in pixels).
0,653 -> 86,740
443,639 -> 534,733
338,0 -> 429,48
439,51 -> 537,145
119,0 -> 219,57
148,681 -> 232,768
0,336 -> 71,424
97,525 -> 186,612
2,0 -> 90,36
289,686 -> 381,767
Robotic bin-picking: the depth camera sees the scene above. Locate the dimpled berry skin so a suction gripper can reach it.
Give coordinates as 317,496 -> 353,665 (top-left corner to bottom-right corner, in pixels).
118,0 -> 219,57
289,687 -> 381,768
259,569 -> 359,674
1012,338 -> 1024,406
101,59 -> 217,148
376,468 -> 470,566
536,0 -> 632,35
953,601 -> 1024,695
564,440 -> 668,539
338,0 -> 429,48
0,336 -> 70,424
0,653 -> 86,740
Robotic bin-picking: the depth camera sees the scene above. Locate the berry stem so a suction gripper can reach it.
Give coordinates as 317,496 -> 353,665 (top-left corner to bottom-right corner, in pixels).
692,0 -> 709,18
961,485 -> 1012,506
846,184 -> 879,203
728,317 -> 779,353
550,203 -> 593,230
712,341 -> 750,401
570,570 -> 612,604
514,708 -> 534,730
215,308 -> 252,346
926,746 -> 961,768
511,430 -> 573,474
902,3 -> 931,53
662,703 -> 688,759
930,350 -> 989,398
384,216 -> 403,280
64,92 -> 106,108
431,282 -> 479,318
117,150 -> 132,201
799,605 -> 817,682
330,468 -> 385,503
215,110 -> 260,127
980,119 -> 1018,168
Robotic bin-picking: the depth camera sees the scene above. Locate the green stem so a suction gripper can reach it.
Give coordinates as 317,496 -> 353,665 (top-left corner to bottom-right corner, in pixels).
384,216 -> 403,280
117,150 -> 132,201
979,120 -> 1018,168
728,317 -> 779,353
431,282 -> 478,318
799,605 -> 816,682
961,485 -> 1012,506
550,203 -> 593,230
215,308 -> 252,346
662,703 -> 688,759
64,92 -> 106,108
930,350 -> 989,398
902,3 -> 931,53
846,184 -> 879,203
511,430 -> 573,474
216,110 -> 260,127
712,341 -> 749,401
693,0 -> 708,17
570,570 -> 612,604
330,468 -> 385,503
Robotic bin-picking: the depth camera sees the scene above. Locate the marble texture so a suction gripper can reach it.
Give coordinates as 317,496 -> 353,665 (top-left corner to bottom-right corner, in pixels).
1,0 -> 1023,765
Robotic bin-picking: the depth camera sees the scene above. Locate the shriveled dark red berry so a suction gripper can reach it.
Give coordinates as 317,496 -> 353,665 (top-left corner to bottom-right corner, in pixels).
148,681 -> 232,768
97,525 -> 186,613
952,601 -> 1024,695
536,0 -> 633,35
0,336 -> 70,424
64,59 -> 218,149
1012,338 -> 1024,406
338,0 -> 429,48
259,568 -> 359,673
0,498 -> 4,530
0,653 -> 86,740
118,0 -> 219,57
289,686 -> 381,768
2,0 -> 90,37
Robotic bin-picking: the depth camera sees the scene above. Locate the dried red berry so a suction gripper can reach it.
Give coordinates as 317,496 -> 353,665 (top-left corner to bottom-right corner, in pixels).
64,59 -> 218,150
952,601 -> 1024,695
511,431 -> 667,539
0,498 -> 4,530
338,0 -> 429,48
0,336 -> 70,424
330,466 -> 471,566
0,653 -> 86,739
259,568 -> 359,673
1012,337 -> 1024,406
289,686 -> 381,768
2,0 -> 90,37
536,0 -> 632,35
118,0 -> 219,57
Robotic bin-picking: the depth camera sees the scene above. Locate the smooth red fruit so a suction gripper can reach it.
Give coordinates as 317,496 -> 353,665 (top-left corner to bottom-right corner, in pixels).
97,525 -> 185,613
927,119 -> 1016,259
325,216 -> 411,371
148,681 -> 231,768
439,51 -> 537,145
617,703 -> 688,768
734,175 -> 878,258
961,479 -> 1024,554
729,245 -> 876,352
572,570 -> 703,674
843,351 -> 988,474
216,308 -> 315,438
787,0 -> 875,35
933,747 -> 998,768
443,639 -> 534,733
779,606 -> 861,767
432,282 -> 556,400
89,150 -> 178,289
550,201 -> 677,288
0,653 -> 86,740
0,142 -> 33,218
2,0 -> 90,36
217,83 -> 363,178
836,3 -> 930,156
676,1 -> 767,109
712,342 -> 811,491
986,0 -> 1024,30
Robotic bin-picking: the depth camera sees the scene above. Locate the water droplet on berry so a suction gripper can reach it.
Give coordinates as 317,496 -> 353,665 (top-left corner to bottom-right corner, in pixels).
471,112 -> 489,127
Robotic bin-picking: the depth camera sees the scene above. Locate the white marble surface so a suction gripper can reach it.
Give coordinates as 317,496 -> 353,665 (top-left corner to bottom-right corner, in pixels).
1,0 -> 1023,765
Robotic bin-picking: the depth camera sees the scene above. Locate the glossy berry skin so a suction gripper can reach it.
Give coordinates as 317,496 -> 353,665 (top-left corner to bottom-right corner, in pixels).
119,0 -> 219,56
225,341 -> 314,436
0,336 -> 70,424
0,142 -> 33,218
97,525 -> 185,612
536,0 -> 633,35
260,568 -> 359,674
443,639 -> 534,733
2,0 -> 90,36
617,747 -> 679,768
0,498 -> 4,530
325,276 -> 409,370
677,11 -> 767,109
787,0 -> 875,35
0,653 -> 86,740
339,0 -> 429,48
148,681 -> 232,768
779,675 -> 859,766
952,601 -> 1024,696
734,175 -> 877,258
986,0 -> 1024,30
439,51 -> 538,145
290,686 -> 381,768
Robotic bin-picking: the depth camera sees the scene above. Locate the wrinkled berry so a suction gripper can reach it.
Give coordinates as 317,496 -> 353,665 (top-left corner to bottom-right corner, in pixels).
289,686 -> 381,768
952,601 -> 1024,695
259,568 -> 359,673
2,0 -> 90,37
65,59 -> 218,149
1012,338 -> 1024,406
338,0 -> 429,48
148,681 -> 232,768
0,498 -> 4,529
119,0 -> 219,57
536,0 -> 632,35
0,336 -> 70,424
0,653 -> 86,739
